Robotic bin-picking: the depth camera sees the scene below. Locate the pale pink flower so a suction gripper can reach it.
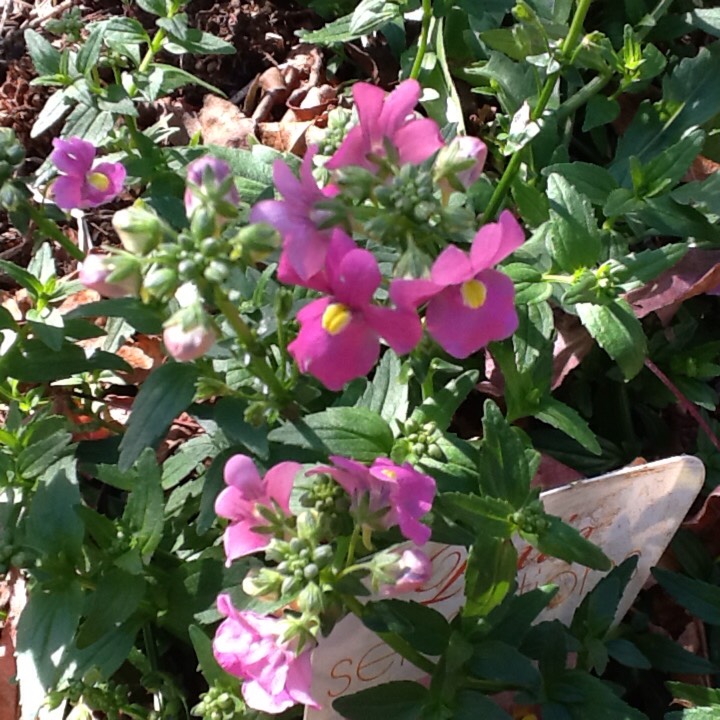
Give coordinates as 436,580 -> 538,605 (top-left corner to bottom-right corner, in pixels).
315,456 -> 435,545
287,234 -> 422,390
213,594 -> 319,714
215,456 -> 301,563
250,147 -> 338,280
440,135 -> 488,189
163,323 -> 216,362
378,548 -> 433,597
78,254 -> 138,298
184,156 -> 239,217
390,210 -> 525,358
50,136 -> 125,210
325,79 -> 444,172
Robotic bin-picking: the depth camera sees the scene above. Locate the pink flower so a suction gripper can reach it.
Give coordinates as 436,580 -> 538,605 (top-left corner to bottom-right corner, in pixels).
250,147 -> 338,280
287,234 -> 422,390
184,156 -> 239,217
317,456 -> 435,545
325,79 -> 444,172
215,456 -> 301,563
163,323 -> 216,361
390,210 -> 525,358
213,594 -> 319,714
78,254 -> 138,298
50,137 -> 125,210
378,548 -> 433,597
438,135 -> 488,189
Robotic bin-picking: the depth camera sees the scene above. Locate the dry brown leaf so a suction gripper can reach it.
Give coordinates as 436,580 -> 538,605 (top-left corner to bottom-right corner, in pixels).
532,453 -> 584,491
684,155 -> 720,182
56,288 -> 101,315
258,120 -> 313,154
198,95 -> 257,148
625,248 -> 720,322
116,335 -> 165,385
552,313 -> 594,390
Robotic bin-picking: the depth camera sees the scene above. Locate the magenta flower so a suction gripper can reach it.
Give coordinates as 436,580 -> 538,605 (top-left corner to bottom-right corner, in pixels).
287,235 -> 422,390
390,210 -> 525,358
184,156 -> 239,218
50,136 -> 125,210
325,79 -> 444,172
250,146 -> 338,280
316,455 -> 435,545
213,594 -> 319,714
78,254 -> 139,298
215,455 -> 301,563
378,547 -> 433,597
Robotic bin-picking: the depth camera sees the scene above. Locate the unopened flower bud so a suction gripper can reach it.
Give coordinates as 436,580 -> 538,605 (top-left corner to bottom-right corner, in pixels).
163,306 -> 216,362
78,254 -> 140,298
184,156 -> 239,221
373,547 -> 432,597
229,223 -> 281,264
435,135 -> 488,191
297,581 -> 324,614
144,266 -> 178,299
112,202 -> 167,255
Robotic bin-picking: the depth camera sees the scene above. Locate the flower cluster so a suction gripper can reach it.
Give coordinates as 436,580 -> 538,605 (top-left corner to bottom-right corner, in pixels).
250,79 -> 526,388
212,452 -> 437,714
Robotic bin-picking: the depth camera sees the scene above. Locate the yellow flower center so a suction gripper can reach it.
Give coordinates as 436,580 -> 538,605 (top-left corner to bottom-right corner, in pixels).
87,171 -> 110,191
321,303 -> 352,335
381,469 -> 397,479
461,279 -> 487,309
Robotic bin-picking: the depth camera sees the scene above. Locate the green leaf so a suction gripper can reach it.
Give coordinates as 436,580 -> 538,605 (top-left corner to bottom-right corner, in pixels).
437,492 -> 515,538
123,449 -> 164,561
632,632 -> 717,674
504,263 -> 552,305
546,174 -> 602,271
76,24 -> 104,74
16,582 -> 84,720
525,514 -> 611,571
357,351 -> 409,431
666,682 -> 720,708
24,29 -> 61,75
148,63 -> 225,97
61,103 -> 115,144
158,16 -> 235,54
104,16 -> 150,55
24,457 -> 83,561
268,407 -> 394,462
0,259 -> 42,295
213,397 -> 269,459
118,363 -> 199,471
410,370 -> 479,432
454,691 -> 513,720
535,398 -> 600,455
16,416 -> 72,480
332,681 -> 427,720
477,400 -> 535,508
684,9 -> 720,37
464,535 -> 517,617
469,640 -> 541,689
297,14 -> 357,44
349,0 -> 400,36
76,569 -> 146,648
576,300 -> 647,380
66,297 -> 164,334
362,600 -> 451,656
634,195 -> 720,242
653,567 -> 720,626
542,162 -> 619,206
606,638 -> 651,669
136,0 -> 169,15
582,95 -> 620,132
31,88 -> 71,138
610,243 -> 688,291
189,625 -> 240,688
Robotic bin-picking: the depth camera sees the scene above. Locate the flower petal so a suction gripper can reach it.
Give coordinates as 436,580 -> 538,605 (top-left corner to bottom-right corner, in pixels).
223,520 -> 270,562
470,210 -> 525,270
363,305 -> 422,355
51,136 -> 95,175
352,82 -> 386,141
264,461 -> 301,513
223,455 -> 263,499
380,79 -> 421,133
430,244 -> 474,286
243,679 -> 295,714
325,127 -> 369,171
394,118 -> 444,165
331,247 -> 380,307
389,277 -> 441,309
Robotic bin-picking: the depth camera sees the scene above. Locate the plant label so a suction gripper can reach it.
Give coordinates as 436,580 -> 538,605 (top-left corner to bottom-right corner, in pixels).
305,455 -> 705,720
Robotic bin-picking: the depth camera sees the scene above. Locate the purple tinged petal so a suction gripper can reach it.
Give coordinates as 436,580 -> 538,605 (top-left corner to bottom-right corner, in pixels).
389,277 -> 441,309
431,244 -> 475,285
283,230 -> 332,281
379,79 -> 422,135
352,82 -> 386,142
223,455 -> 264,501
394,118 -> 444,165
425,270 -> 518,358
263,461 -> 301,514
330,247 -> 380,307
286,651 -> 321,708
470,210 -> 525,270
249,199 -> 299,236
325,127 -> 368,170
51,175 -> 83,210
92,161 -> 126,195
363,305 -> 422,355
50,136 -> 95,176
272,157 -> 301,199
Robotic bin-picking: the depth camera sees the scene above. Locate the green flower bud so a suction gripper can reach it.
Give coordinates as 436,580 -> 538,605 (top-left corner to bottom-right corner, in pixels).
112,202 -> 168,255
144,266 -> 178,299
229,223 -> 281,264
297,581 -> 324,614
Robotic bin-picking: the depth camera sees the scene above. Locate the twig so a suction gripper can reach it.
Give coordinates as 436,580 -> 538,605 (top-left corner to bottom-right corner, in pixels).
644,357 -> 720,452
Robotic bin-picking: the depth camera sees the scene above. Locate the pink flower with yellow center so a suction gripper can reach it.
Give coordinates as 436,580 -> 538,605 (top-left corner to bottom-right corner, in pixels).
215,455 -> 301,564
213,594 -> 319,713
390,210 -> 525,358
250,146 -> 338,280
50,136 -> 126,210
287,234 -> 422,390
325,79 -> 444,172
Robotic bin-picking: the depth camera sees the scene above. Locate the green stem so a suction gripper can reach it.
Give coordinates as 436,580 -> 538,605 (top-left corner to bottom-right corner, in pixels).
542,273 -> 574,284
636,0 -> 673,41
213,288 -> 289,401
409,0 -> 433,80
482,0 -> 595,222
557,72 -> 612,121
346,524 -> 361,567
341,594 -> 437,675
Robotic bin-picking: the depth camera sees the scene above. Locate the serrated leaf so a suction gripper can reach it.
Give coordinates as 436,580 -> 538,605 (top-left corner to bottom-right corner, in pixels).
268,407 -> 393,462
576,300 -> 647,380
653,567 -> 720,625
535,398 -> 600,455
118,363 -> 199,471
61,103 -> 114,144
438,492 -> 515,538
